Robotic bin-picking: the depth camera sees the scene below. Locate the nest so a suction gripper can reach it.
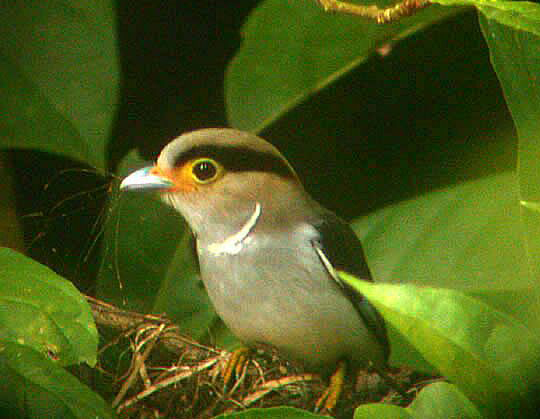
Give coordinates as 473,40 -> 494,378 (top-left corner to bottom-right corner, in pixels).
85,297 -> 429,419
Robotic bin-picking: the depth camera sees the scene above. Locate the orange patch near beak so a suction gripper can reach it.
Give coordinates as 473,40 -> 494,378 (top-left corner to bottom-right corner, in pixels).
151,164 -> 198,192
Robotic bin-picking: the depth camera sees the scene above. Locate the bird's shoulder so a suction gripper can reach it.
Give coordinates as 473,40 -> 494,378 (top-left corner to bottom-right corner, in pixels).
308,210 -> 390,360
309,210 -> 372,281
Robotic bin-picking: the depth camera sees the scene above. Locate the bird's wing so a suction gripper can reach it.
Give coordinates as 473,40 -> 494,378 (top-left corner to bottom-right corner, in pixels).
311,213 -> 390,360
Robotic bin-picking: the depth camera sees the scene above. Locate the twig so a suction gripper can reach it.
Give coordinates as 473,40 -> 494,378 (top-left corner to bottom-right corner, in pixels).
117,357 -> 220,412
317,0 -> 431,23
112,323 -> 166,407
242,374 -> 318,406
86,295 -> 217,357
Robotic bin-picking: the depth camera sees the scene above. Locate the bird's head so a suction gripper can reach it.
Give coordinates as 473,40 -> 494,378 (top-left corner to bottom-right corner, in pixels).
120,128 -> 312,241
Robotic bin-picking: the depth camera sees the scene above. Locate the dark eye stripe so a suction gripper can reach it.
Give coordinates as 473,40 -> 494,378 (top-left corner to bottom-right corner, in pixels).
174,145 -> 296,179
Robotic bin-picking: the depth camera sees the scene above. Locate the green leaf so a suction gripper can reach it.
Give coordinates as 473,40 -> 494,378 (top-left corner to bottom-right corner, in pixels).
353,172 -> 531,293
0,1 -> 119,171
406,382 -> 482,418
0,248 -> 98,366
349,170 -> 540,413
354,403 -> 412,419
0,342 -> 115,419
154,235 -> 217,341
476,0 -> 540,323
225,0 -> 465,132
340,273 -> 540,414
434,0 -> 540,36
354,382 -> 481,418
96,152 -> 218,341
212,406 -> 331,419
349,172 -> 540,386
520,200 -> 540,212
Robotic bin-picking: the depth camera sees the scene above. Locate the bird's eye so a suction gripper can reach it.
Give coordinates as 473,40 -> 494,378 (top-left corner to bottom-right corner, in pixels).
191,158 -> 220,184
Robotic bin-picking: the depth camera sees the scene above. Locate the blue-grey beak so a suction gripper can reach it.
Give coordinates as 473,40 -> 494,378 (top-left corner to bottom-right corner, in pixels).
120,166 -> 174,191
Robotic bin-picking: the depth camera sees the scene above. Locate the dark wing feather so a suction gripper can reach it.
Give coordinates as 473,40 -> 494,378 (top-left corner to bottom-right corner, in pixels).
311,212 -> 390,361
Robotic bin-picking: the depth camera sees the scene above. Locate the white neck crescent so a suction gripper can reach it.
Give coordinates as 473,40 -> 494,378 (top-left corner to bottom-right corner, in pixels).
207,202 -> 262,256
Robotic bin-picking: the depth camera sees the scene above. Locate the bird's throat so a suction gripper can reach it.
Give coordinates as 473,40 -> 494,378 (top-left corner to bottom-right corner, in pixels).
206,202 -> 261,255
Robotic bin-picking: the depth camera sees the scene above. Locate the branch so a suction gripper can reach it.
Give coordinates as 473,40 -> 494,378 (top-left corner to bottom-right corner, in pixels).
317,0 -> 432,23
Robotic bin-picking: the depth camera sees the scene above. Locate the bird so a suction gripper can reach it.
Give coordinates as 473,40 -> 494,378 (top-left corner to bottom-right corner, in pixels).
120,128 -> 389,410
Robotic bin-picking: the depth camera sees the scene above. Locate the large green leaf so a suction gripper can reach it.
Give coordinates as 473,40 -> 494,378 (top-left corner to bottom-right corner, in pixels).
96,152 -> 217,341
349,171 -> 540,411
476,0 -> 540,321
340,273 -> 540,415
0,342 -> 114,419
435,0 -> 540,36
354,382 -> 481,418
0,1 -> 119,171
354,404 -> 412,419
0,248 -> 98,366
353,172 -> 531,293
153,234 -> 217,341
406,382 -> 481,418
225,0 -> 465,132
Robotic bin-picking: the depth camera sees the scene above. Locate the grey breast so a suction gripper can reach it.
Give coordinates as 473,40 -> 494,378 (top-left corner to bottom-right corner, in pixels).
197,225 -> 381,369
